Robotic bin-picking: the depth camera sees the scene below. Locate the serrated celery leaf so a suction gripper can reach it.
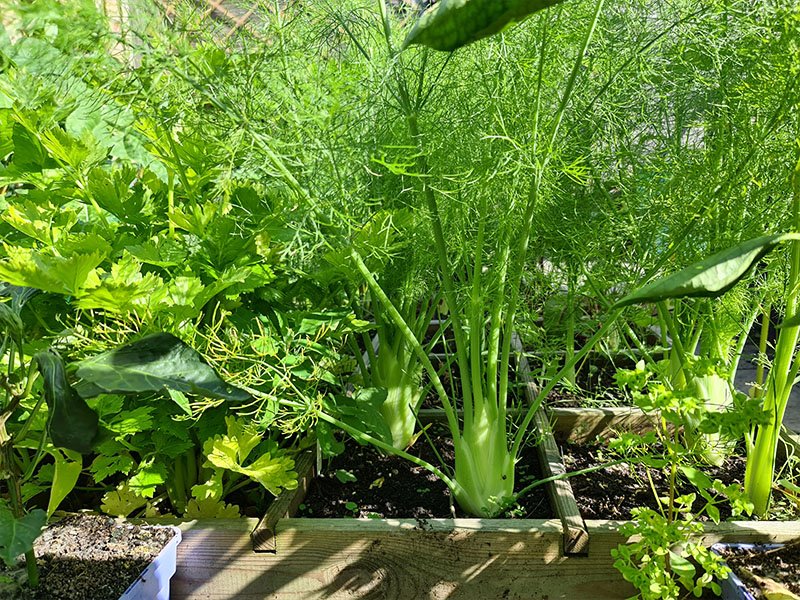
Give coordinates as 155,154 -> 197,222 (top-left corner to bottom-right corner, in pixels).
0,245 -> 104,295
206,436 -> 297,497
183,498 -> 240,519
90,453 -> 135,483
100,483 -> 147,517
128,460 -> 167,498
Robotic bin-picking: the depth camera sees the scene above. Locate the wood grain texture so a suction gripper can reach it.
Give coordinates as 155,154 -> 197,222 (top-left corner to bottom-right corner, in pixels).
513,334 -> 588,555
550,406 -> 661,443
170,519 -> 800,599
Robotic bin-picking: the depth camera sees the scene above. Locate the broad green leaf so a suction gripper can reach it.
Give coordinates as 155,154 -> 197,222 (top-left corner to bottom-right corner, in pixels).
668,550 -> 696,582
403,0 -> 566,52
614,234 -> 800,308
101,483 -> 147,517
183,498 -> 240,519
35,350 -> 100,454
128,459 -> 167,499
0,245 -> 104,296
0,503 -> 46,567
74,333 -> 251,402
47,450 -> 82,517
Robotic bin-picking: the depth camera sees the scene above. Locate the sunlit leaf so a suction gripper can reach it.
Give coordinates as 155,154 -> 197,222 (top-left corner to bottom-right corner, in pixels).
183,498 -> 240,519
614,234 -> 800,308
47,449 -> 82,518
100,483 -> 147,517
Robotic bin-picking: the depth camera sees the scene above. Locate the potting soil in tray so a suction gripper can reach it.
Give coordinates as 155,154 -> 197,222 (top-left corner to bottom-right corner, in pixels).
1,515 -> 176,600
302,425 -> 553,519
718,542 -> 800,598
562,441 -> 747,520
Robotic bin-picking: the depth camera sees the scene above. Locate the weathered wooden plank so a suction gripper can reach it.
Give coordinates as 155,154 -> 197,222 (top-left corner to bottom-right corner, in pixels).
251,451 -> 315,552
549,406 -> 661,443
171,518 -> 800,599
172,518 -> 623,599
513,334 -> 588,555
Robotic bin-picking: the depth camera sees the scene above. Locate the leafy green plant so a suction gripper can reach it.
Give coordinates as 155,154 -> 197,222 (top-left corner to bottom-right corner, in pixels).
0,292 -> 263,586
610,363 -> 754,600
614,225 -> 800,517
328,0 -> 628,517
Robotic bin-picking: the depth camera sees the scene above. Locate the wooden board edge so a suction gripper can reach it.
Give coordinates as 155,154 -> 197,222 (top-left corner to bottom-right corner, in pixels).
513,333 -> 588,555
251,450 -> 315,552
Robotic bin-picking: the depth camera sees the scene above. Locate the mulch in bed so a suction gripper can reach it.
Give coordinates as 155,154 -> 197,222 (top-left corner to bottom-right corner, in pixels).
717,541 -> 800,598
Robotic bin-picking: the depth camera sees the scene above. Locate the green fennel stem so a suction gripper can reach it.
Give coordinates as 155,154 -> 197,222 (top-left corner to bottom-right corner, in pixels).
745,156 -> 800,516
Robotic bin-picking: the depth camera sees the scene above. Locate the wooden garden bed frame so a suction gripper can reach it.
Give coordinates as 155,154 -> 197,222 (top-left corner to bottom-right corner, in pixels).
166,343 -> 800,599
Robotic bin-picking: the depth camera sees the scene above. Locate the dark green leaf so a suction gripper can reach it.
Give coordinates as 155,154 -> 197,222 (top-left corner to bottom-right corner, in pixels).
403,0 -> 566,52
0,504 -> 46,567
613,234 -> 800,308
35,351 -> 100,454
74,333 -> 250,402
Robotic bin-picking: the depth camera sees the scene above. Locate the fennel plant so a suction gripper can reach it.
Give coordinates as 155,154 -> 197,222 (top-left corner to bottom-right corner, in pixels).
342,0 -> 619,517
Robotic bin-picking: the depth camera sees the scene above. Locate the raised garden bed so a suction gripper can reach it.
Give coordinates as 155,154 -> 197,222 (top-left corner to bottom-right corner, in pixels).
163,343 -> 800,599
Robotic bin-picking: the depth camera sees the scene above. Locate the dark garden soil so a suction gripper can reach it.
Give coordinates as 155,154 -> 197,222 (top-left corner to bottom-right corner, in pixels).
561,441 -> 747,520
717,542 -> 800,598
301,425 -> 552,520
531,352 -> 637,408
1,515 -> 177,600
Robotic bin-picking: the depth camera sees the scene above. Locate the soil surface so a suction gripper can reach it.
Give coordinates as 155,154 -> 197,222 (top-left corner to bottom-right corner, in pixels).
531,352 -> 637,408
301,425 -> 552,519
562,441 -> 747,520
1,515 -> 177,600
717,542 -> 800,598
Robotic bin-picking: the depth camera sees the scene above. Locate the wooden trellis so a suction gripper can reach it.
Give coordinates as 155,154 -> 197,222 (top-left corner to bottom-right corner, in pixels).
162,0 -> 269,40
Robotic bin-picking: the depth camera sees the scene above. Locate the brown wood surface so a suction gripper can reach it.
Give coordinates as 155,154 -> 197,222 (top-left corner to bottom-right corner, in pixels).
251,451 -> 315,552
512,334 -> 588,555
170,518 -> 800,599
549,406 -> 661,443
